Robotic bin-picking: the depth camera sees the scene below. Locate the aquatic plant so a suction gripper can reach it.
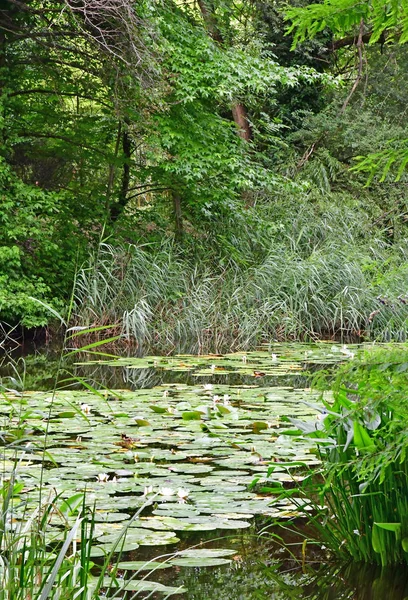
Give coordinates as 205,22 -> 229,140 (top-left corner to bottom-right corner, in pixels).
0,322 -> 189,599
72,235 -> 408,354
273,346 -> 408,566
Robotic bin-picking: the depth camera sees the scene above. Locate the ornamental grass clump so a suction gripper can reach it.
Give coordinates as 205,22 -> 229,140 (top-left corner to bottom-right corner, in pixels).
281,346 -> 408,566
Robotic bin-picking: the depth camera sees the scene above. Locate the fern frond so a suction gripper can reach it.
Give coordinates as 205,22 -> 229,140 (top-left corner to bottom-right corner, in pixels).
352,140 -> 408,183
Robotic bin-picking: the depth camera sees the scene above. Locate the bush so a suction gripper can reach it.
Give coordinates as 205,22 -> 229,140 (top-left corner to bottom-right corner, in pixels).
282,346 -> 408,566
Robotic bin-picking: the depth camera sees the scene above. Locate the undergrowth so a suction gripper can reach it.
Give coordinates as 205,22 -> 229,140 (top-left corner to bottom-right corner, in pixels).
272,346 -> 408,567
72,220 -> 408,353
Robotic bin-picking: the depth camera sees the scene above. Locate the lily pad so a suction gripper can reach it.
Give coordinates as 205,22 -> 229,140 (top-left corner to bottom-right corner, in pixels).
117,560 -> 171,571
170,557 -> 232,567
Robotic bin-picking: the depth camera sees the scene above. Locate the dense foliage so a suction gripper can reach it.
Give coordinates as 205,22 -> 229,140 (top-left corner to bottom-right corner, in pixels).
1,0 -> 407,346
280,346 -> 408,566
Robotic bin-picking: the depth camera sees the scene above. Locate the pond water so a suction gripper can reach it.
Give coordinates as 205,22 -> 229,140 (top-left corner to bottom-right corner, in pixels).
2,342 -> 408,599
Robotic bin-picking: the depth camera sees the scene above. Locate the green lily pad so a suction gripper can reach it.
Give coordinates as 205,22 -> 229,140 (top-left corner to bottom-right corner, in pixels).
102,577 -> 186,594
170,557 -> 232,567
177,548 -> 237,558
117,560 -> 171,571
149,405 -> 168,414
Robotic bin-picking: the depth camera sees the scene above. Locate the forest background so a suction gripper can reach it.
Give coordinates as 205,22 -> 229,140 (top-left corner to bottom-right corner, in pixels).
1,0 -> 408,353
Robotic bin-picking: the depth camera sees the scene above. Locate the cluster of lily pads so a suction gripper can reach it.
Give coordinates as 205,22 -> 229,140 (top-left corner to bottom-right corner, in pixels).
1,344 -> 356,595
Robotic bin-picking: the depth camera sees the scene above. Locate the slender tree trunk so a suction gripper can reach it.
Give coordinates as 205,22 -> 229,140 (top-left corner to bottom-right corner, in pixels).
118,119 -> 131,206
197,0 -> 223,43
197,0 -> 251,141
106,120 -> 122,219
172,191 -> 183,243
231,102 -> 251,141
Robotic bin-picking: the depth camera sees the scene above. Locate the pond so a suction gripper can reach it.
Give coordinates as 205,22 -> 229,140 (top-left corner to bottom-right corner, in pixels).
2,342 -> 408,599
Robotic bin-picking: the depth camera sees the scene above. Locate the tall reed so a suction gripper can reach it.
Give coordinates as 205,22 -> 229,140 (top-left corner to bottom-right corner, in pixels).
73,235 -> 408,353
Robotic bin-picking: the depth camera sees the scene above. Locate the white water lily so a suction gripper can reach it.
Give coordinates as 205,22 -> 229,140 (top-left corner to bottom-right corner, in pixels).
271,353 -> 278,362
210,364 -> 216,372
203,384 -> 213,391
80,403 -> 92,415
163,390 -> 169,398
212,395 -> 221,410
96,473 -> 109,482
143,485 -> 153,496
341,345 -> 355,359
159,487 -> 175,497
223,394 -> 231,406
242,355 -> 247,363
177,488 -> 189,502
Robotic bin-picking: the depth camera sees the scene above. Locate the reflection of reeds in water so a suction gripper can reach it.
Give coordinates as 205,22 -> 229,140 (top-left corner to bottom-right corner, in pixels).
72,241 -> 408,355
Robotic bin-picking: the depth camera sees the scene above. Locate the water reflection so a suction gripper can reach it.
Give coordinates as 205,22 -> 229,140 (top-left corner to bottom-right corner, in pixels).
176,560 -> 408,600
0,352 -> 316,391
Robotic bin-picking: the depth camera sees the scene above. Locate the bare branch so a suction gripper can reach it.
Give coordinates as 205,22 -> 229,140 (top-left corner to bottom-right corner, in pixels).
64,0 -> 161,89
341,18 -> 365,113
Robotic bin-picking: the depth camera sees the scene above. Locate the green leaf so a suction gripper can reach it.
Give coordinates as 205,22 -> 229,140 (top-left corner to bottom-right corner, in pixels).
149,405 -> 167,414
58,493 -> 85,517
374,522 -> 401,534
182,411 -> 202,420
353,421 -> 376,452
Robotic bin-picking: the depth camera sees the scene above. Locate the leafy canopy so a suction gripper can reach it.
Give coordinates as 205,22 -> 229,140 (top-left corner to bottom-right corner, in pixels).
286,0 -> 408,48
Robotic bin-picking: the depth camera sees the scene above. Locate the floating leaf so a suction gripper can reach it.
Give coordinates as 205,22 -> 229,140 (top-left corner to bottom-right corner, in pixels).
182,411 -> 203,420
170,557 -> 231,567
149,405 -> 167,414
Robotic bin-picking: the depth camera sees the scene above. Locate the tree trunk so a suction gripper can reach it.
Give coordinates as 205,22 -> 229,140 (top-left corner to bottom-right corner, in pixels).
231,102 -> 251,141
118,120 -> 131,207
197,0 -> 223,44
197,0 -> 251,141
172,191 -> 183,243
106,121 -> 122,220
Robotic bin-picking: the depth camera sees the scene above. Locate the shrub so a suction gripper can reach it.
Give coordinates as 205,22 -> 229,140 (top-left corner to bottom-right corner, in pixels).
280,346 -> 408,566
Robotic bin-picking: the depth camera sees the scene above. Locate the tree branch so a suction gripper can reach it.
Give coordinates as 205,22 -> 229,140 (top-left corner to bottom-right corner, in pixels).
341,18 -> 365,113
8,89 -> 112,109
18,131 -> 108,156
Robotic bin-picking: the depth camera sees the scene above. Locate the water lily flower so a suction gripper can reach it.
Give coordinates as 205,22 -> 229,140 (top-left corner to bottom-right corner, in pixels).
212,395 -> 221,403
203,384 -> 213,391
163,390 -> 169,398
96,473 -> 109,482
242,355 -> 247,363
271,354 -> 278,362
159,487 -> 175,497
80,403 -> 92,415
341,345 -> 355,359
143,485 -> 153,496
177,488 -> 189,503
223,394 -> 231,406
210,364 -> 216,372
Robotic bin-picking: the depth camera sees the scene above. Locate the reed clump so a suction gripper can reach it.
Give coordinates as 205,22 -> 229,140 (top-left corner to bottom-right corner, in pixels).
72,234 -> 408,354
278,347 -> 408,566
